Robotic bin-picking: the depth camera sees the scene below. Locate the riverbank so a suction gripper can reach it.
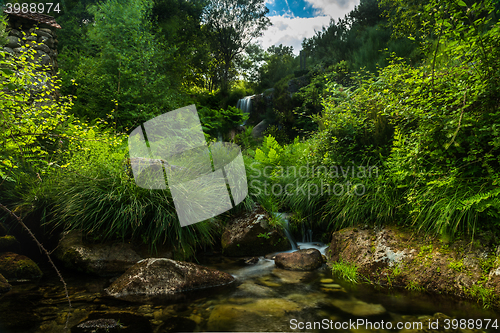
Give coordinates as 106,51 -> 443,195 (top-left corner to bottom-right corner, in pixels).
327,225 -> 500,309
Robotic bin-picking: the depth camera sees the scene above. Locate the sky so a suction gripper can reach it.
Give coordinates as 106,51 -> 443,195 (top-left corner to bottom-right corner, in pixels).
257,0 -> 360,55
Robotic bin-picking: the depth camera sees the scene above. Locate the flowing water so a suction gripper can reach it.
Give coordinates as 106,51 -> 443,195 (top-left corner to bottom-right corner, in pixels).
0,243 -> 498,333
236,96 -> 253,125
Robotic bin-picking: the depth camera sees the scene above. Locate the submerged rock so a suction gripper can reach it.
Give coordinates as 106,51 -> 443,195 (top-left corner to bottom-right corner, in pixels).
207,298 -> 301,332
0,252 -> 42,282
274,248 -> 324,271
221,205 -> 290,256
77,318 -> 122,330
0,273 -> 11,293
72,311 -> 152,333
329,298 -> 387,317
272,268 -> 312,283
105,258 -> 235,302
54,230 -> 142,276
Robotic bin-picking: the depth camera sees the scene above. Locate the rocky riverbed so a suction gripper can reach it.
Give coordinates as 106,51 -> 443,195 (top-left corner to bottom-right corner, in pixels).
0,242 -> 498,332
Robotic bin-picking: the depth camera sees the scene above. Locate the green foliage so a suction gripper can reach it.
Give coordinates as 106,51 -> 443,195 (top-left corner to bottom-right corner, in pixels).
202,0 -> 271,92
30,138 -> 214,257
465,280 -> 496,309
258,44 -> 298,90
257,232 -> 270,239
448,259 -> 465,272
63,0 -> 188,130
0,44 -> 76,180
198,105 -> 248,140
302,0 -> 500,238
331,259 -> 359,283
405,281 -> 424,292
234,125 -> 258,150
302,0 -> 419,72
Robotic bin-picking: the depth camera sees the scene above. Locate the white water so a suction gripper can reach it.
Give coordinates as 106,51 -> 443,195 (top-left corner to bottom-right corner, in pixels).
228,212 -> 327,280
228,242 -> 328,280
236,95 -> 253,125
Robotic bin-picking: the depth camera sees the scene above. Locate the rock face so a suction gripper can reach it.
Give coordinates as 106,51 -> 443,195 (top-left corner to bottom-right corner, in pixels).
0,252 -> 42,282
0,273 -> 11,293
327,226 -> 500,307
54,230 -> 142,276
251,120 -> 269,138
221,205 -> 290,257
274,248 -> 324,271
106,258 -> 235,302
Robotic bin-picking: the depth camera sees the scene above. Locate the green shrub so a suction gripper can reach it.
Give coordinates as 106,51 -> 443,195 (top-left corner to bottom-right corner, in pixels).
14,134 -> 215,258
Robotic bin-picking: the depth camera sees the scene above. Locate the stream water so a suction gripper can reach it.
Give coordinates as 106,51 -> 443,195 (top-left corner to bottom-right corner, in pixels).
0,243 -> 498,332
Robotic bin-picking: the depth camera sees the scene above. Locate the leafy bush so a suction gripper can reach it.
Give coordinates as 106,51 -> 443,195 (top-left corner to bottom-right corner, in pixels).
198,105 -> 248,140
306,0 -> 500,237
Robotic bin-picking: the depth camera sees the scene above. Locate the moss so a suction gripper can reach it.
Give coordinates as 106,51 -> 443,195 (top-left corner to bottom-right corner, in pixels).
0,252 -> 42,281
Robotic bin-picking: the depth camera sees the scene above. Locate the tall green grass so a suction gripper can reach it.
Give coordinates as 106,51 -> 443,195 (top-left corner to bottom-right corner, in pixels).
8,138 -> 217,258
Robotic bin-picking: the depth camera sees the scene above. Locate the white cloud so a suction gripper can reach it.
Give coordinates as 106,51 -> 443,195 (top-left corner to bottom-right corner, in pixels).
257,0 -> 359,55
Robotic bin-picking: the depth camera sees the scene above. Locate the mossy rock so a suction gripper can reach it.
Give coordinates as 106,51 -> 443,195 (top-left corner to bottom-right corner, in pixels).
0,252 -> 43,282
221,205 -> 291,257
54,230 -> 143,276
0,235 -> 19,251
0,273 -> 11,293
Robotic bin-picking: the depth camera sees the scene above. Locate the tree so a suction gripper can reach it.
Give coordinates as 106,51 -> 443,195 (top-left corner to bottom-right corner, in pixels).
202,0 -> 271,92
149,0 -> 210,88
259,44 -> 297,89
67,0 -> 187,129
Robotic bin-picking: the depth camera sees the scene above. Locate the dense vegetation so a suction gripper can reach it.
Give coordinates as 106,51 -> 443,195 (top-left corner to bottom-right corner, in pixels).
1,0 -> 499,258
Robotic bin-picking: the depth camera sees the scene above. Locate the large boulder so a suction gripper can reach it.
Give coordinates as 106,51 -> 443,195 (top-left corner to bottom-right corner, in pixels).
327,226 -> 500,308
0,273 -> 11,294
106,258 -> 235,302
221,205 -> 290,257
274,248 -> 324,271
0,252 -> 42,282
54,230 -> 142,276
251,120 -> 269,138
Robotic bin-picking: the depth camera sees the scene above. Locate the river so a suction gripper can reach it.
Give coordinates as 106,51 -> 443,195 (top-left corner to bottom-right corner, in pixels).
0,242 -> 498,332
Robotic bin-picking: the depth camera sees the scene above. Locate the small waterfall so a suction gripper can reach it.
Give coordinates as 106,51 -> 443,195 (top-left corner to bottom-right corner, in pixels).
272,212 -> 297,250
301,222 -> 313,243
283,219 -> 298,250
236,95 -> 253,125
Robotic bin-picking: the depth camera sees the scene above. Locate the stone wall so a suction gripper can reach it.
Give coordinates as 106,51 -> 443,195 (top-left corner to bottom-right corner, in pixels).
2,12 -> 60,75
